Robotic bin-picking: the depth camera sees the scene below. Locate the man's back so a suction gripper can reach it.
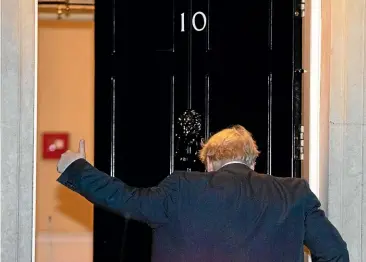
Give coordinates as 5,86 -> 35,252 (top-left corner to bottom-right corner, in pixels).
57,125 -> 349,262
151,163 -> 348,262
58,158 -> 348,262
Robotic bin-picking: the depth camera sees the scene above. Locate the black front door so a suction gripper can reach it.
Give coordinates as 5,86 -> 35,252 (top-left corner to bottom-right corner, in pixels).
94,0 -> 303,261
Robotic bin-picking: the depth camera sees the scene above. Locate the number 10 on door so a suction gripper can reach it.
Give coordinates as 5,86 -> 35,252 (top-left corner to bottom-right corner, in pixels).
181,12 -> 207,32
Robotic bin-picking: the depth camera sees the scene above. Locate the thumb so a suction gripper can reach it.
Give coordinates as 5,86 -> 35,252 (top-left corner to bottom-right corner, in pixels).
79,139 -> 86,157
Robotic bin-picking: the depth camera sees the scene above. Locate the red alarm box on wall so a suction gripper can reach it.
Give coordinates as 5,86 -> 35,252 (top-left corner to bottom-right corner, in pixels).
42,133 -> 69,159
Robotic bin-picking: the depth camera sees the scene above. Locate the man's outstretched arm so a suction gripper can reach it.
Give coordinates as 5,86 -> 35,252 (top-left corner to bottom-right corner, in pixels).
303,181 -> 349,262
56,140 -> 180,227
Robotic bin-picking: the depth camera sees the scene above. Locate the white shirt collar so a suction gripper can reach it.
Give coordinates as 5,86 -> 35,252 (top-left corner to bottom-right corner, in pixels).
221,161 -> 246,167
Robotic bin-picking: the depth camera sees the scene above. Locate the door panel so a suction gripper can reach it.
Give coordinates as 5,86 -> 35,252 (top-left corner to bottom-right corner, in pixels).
94,0 -> 302,261
207,0 -> 269,173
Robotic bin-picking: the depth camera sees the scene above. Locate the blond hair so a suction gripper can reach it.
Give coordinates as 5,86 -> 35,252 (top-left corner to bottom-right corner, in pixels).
199,125 -> 260,169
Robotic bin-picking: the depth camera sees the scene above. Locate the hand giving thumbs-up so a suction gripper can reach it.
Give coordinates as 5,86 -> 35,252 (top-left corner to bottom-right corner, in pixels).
57,139 -> 86,174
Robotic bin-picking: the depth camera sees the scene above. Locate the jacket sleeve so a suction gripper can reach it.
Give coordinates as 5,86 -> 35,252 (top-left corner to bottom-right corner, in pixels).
57,158 -> 180,227
303,180 -> 349,262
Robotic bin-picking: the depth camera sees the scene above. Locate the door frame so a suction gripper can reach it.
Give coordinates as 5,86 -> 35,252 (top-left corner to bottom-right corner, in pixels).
302,0 -> 330,211
302,2 -> 331,261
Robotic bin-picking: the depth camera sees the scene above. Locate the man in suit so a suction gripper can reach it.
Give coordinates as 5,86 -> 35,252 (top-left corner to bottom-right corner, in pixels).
57,125 -> 349,262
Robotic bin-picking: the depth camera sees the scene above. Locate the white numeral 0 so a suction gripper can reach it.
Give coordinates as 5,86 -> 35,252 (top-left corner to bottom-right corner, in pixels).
181,11 -> 207,32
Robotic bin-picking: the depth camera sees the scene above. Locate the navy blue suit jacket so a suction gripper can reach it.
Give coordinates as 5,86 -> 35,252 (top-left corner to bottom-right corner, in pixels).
58,159 -> 349,262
